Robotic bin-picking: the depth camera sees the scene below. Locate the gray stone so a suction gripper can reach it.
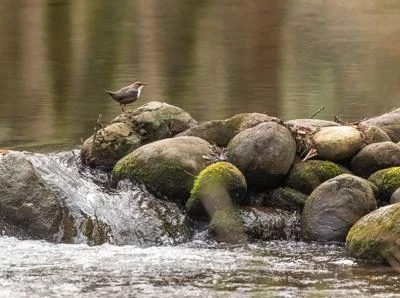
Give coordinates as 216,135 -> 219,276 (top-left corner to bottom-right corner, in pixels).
301,174 -> 377,242
227,122 -> 296,190
351,142 -> 400,178
362,108 -> 400,142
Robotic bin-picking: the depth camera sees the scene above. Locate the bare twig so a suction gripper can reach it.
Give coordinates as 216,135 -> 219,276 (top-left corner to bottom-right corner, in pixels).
310,106 -> 325,119
92,114 -> 104,148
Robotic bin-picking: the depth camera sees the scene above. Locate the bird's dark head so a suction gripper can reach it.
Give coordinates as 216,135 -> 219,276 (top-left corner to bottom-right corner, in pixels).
132,81 -> 148,88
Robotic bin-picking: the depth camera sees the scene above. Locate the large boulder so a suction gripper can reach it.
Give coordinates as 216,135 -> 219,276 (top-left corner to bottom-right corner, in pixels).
368,167 -> 400,205
0,153 -> 63,241
81,101 -> 197,169
351,142 -> 400,178
361,108 -> 400,142
285,160 -> 350,195
227,122 -> 296,190
112,136 -> 212,204
346,203 -> 400,261
185,162 -> 247,220
178,113 -> 280,147
311,126 -> 363,161
301,174 -> 377,242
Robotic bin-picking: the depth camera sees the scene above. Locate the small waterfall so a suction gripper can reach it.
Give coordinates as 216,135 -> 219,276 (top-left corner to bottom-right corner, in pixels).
24,150 -> 192,246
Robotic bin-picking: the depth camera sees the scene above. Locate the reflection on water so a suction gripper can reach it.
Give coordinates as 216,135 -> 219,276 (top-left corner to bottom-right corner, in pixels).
0,237 -> 399,297
0,0 -> 400,149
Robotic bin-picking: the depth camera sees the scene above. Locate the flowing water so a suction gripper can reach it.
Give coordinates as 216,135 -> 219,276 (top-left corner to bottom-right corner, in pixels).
1,1 -> 400,296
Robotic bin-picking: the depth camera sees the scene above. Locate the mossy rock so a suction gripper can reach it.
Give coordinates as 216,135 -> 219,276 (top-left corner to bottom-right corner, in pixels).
209,208 -> 246,244
265,187 -> 308,211
285,160 -> 350,195
346,203 -> 400,261
368,167 -> 400,205
112,136 -> 212,204
185,162 -> 247,219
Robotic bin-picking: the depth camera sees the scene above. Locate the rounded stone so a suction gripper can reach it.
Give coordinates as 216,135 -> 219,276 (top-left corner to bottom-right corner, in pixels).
227,122 -> 296,190
112,136 -> 211,204
368,167 -> 400,205
312,126 -> 363,160
351,142 -> 400,178
301,174 -> 377,242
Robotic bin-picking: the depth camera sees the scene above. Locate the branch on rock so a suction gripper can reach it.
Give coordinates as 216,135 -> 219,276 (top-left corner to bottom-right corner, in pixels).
203,145 -> 227,164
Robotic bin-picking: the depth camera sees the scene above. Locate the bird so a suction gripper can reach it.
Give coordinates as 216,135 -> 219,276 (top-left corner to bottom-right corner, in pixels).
105,81 -> 148,112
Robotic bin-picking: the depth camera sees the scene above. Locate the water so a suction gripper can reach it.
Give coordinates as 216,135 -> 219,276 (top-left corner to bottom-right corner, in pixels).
1,0 -> 400,150
0,237 -> 399,298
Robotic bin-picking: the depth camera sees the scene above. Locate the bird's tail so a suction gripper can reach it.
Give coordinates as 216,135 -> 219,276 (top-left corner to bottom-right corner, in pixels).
105,90 -> 116,98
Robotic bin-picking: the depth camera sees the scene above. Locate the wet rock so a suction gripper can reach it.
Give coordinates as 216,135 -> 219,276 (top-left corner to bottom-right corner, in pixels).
112,136 -> 212,204
0,153 -> 63,241
351,142 -> 400,178
185,162 -> 247,220
301,174 -> 377,242
227,122 -> 296,190
178,113 -> 280,147
361,125 -> 392,143
312,126 -> 363,161
361,108 -> 400,142
368,167 -> 400,205
81,101 -> 197,169
239,207 -> 300,241
285,160 -> 350,195
391,188 -> 400,204
346,203 -> 400,261
264,188 -> 307,211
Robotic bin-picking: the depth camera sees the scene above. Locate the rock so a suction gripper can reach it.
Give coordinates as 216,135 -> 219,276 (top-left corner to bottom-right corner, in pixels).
239,207 -> 300,241
227,122 -> 296,190
360,125 -> 392,143
285,119 -> 339,130
346,203 -> 400,261
112,136 -> 211,204
178,113 -> 280,147
312,126 -> 363,161
264,188 -> 308,211
185,162 -> 247,220
301,174 -> 377,242
81,101 -> 197,169
285,160 -> 350,194
391,188 -> 400,204
0,153 -> 63,241
351,142 -> 400,178
361,108 -> 400,142
368,167 -> 400,205
209,207 -> 246,244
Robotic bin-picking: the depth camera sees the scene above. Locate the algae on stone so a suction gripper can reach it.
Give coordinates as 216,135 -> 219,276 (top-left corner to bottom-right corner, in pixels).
186,161 -> 247,220
368,167 -> 400,204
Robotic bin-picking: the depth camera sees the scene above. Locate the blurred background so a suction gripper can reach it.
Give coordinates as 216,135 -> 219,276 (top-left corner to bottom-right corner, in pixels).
0,0 -> 400,149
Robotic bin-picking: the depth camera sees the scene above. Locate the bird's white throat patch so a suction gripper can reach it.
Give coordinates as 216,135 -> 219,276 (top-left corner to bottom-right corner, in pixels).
137,85 -> 144,98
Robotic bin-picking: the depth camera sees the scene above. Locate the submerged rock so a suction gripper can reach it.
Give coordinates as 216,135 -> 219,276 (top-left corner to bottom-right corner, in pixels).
301,174 -> 377,242
361,108 -> 400,142
351,142 -> 400,178
178,113 -> 280,147
312,126 -> 363,161
185,161 -> 247,220
368,167 -> 400,205
0,153 -> 63,241
285,160 -> 350,194
227,122 -> 296,190
112,136 -> 212,204
81,101 -> 197,169
346,203 -> 400,261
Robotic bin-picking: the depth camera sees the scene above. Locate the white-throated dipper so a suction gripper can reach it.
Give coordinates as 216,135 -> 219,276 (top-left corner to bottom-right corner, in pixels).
106,81 -> 148,112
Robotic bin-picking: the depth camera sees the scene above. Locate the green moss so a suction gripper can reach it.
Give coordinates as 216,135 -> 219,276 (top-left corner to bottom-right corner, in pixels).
286,160 -> 346,194
346,203 -> 400,260
185,162 -> 247,220
368,167 -> 400,203
209,208 -> 246,244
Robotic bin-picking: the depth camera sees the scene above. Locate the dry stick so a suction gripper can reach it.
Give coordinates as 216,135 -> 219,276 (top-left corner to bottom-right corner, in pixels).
92,114 -> 103,148
310,106 -> 325,119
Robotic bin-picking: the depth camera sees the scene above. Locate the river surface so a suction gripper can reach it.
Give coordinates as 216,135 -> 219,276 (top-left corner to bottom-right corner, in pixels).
1,0 -> 400,150
0,237 -> 399,297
